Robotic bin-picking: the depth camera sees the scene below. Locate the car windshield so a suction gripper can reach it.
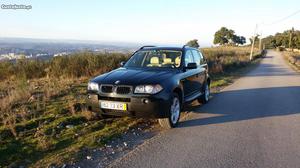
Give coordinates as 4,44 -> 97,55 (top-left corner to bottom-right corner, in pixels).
124,50 -> 182,69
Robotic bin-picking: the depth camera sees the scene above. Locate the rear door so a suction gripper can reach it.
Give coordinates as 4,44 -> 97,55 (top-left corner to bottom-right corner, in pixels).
199,51 -> 209,82
182,50 -> 199,98
191,50 -> 206,88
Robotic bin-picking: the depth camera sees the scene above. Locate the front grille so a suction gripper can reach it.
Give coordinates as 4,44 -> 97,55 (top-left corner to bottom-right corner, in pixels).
100,85 -> 132,95
98,96 -> 131,102
101,85 -> 113,93
116,86 -> 131,94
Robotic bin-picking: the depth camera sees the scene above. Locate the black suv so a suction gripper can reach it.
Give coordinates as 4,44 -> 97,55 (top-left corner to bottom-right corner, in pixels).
87,45 -> 210,128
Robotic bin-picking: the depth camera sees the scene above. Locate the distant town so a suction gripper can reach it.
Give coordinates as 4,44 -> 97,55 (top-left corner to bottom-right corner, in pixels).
0,37 -> 139,61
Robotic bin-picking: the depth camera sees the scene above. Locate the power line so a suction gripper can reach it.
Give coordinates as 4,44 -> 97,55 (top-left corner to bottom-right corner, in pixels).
249,9 -> 300,58
266,9 -> 300,26
255,9 -> 300,40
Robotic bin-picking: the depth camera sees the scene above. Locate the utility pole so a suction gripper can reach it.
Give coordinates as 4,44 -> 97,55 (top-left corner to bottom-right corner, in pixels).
250,36 -> 255,61
250,24 -> 258,61
289,28 -> 293,49
259,31 -> 263,51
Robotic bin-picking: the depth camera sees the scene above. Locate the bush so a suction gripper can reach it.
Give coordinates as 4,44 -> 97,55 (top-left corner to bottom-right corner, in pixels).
284,51 -> 300,69
0,52 -> 130,80
0,61 -> 14,80
277,46 -> 285,51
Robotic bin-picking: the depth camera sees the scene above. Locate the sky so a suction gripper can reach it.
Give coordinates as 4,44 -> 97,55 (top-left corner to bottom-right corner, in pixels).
0,0 -> 300,46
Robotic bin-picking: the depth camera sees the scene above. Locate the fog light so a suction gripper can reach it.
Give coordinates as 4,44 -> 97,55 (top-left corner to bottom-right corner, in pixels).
143,99 -> 149,104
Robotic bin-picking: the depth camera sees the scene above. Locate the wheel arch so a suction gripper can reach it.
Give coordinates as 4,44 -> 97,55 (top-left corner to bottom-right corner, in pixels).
207,77 -> 211,86
173,87 -> 183,105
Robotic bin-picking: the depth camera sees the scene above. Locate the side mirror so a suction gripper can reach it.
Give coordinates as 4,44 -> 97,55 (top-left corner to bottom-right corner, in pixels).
186,63 -> 197,69
120,61 -> 126,67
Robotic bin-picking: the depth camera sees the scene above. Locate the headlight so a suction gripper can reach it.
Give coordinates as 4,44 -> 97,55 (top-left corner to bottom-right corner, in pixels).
134,84 -> 163,94
87,82 -> 99,91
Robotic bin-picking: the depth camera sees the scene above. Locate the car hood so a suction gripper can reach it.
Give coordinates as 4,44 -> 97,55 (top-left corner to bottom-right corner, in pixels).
91,67 -> 178,85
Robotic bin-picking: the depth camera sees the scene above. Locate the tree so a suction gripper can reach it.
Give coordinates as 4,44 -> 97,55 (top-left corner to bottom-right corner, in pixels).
213,27 -> 231,45
235,36 -> 246,45
213,27 -> 245,46
186,39 -> 200,48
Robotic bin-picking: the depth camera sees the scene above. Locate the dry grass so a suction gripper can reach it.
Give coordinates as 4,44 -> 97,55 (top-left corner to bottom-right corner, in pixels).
202,46 -> 260,75
284,51 -> 300,69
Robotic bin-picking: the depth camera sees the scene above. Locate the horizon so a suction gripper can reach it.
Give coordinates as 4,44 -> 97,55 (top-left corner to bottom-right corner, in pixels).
0,36 -> 208,48
0,0 -> 300,46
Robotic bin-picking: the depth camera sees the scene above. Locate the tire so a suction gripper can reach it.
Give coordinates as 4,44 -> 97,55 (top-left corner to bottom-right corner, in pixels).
198,82 -> 210,104
158,93 -> 181,129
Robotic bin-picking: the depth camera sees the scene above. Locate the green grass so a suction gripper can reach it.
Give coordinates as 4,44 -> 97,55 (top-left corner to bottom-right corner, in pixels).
211,76 -> 233,88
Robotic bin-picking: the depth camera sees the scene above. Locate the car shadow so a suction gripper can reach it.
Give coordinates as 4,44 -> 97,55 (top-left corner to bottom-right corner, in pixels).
179,86 -> 300,128
264,55 -> 273,59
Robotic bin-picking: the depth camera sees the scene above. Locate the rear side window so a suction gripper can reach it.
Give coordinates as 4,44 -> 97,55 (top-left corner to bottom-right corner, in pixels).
199,51 -> 206,64
192,50 -> 205,65
191,50 -> 201,66
184,50 -> 194,67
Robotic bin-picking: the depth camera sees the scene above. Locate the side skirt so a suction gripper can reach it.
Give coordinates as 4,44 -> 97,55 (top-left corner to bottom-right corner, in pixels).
184,91 -> 203,103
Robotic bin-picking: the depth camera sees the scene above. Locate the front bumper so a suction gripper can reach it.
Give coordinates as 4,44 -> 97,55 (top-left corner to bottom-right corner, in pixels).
86,91 -> 172,118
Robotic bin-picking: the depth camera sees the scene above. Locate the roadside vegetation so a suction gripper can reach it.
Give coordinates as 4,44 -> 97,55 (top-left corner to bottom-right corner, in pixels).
262,28 -> 300,49
283,50 -> 300,70
262,28 -> 300,70
0,45 -> 263,167
202,46 -> 262,88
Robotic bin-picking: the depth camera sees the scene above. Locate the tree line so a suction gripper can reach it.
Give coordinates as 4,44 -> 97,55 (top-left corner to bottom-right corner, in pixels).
186,27 -> 300,50
262,28 -> 300,49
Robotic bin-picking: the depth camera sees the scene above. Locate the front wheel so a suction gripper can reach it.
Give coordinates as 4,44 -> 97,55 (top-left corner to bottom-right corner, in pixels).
158,93 -> 181,129
198,82 -> 210,104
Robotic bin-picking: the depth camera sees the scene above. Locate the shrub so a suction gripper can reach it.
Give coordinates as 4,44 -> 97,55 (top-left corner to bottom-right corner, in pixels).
0,52 -> 130,80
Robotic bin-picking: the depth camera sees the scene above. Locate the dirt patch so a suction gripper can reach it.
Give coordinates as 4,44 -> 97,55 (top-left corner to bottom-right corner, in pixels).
61,120 -> 159,168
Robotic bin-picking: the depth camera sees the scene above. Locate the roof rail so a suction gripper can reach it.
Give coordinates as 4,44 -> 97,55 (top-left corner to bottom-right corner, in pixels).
139,45 -> 156,50
182,45 -> 189,49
